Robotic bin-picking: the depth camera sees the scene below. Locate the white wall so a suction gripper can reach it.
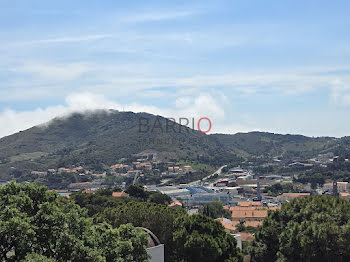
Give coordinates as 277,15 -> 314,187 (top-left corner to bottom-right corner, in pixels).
147,244 -> 164,262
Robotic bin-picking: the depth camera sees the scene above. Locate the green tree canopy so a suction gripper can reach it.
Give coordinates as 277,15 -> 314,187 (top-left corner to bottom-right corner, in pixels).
173,214 -> 243,262
99,201 -> 185,261
200,200 -> 231,219
0,182 -> 149,261
125,185 -> 149,200
263,183 -> 295,196
124,184 -> 172,205
251,195 -> 350,262
148,191 -> 172,205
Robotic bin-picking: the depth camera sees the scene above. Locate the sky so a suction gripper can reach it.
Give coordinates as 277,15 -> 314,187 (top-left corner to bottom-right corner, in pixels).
1,0 -> 350,138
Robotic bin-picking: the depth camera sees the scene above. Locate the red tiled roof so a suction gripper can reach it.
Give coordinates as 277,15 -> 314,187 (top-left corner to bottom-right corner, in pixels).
168,201 -> 183,207
69,182 -> 92,186
237,201 -> 262,207
112,192 -> 129,198
217,218 -> 263,232
217,218 -> 236,231
340,192 -> 350,198
237,232 -> 255,242
277,193 -> 310,199
231,220 -> 263,228
63,193 -> 71,199
230,206 -> 279,219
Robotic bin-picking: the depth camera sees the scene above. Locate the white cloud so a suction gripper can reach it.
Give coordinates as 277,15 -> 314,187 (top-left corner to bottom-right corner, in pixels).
12,62 -> 91,81
0,92 -> 229,138
329,78 -> 350,106
18,34 -> 114,46
119,11 -> 194,23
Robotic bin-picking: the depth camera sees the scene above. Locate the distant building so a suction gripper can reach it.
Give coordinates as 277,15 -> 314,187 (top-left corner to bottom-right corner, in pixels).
229,207 -> 267,221
112,191 -> 129,198
217,186 -> 241,195
110,164 -> 131,172
72,166 -> 85,173
82,189 -> 94,194
229,168 -> 244,174
58,167 -> 75,174
237,201 -> 262,207
340,192 -> 350,200
91,173 -> 106,179
277,193 -> 310,202
236,232 -> 255,242
168,201 -> 183,208
288,162 -> 306,167
237,175 -> 253,181
68,182 -> 92,190
323,181 -> 348,193
214,180 -> 229,187
60,192 -> 71,198
158,187 -> 189,197
226,205 -> 280,221
31,171 -> 47,177
217,217 -> 262,232
181,192 -> 230,206
183,165 -> 192,172
47,169 -> 56,175
263,175 -> 282,181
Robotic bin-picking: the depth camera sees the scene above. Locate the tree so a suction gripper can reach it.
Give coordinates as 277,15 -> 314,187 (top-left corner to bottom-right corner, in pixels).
263,183 -> 295,196
296,173 -> 325,189
100,202 -> 185,261
125,185 -> 148,201
96,188 -> 113,196
236,220 -> 246,232
112,186 -> 123,192
0,182 -> 149,261
70,190 -> 130,216
24,253 -> 55,262
173,214 -> 243,262
251,195 -> 350,262
200,201 -> 231,219
148,191 -> 172,205
95,223 -> 150,262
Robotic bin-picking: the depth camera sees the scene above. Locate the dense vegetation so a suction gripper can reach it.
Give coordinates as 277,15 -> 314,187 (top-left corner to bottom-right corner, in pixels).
71,185 -> 243,262
251,195 -> 350,262
173,214 -> 243,262
199,200 -> 231,219
294,157 -> 350,188
263,183 -> 296,196
0,182 -> 149,261
0,182 -> 243,261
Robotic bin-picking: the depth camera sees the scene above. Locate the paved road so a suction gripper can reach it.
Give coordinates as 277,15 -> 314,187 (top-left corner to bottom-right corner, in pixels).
188,165 -> 227,185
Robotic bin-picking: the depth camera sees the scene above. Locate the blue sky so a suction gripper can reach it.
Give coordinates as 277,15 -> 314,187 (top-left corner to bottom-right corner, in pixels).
1,0 -> 350,137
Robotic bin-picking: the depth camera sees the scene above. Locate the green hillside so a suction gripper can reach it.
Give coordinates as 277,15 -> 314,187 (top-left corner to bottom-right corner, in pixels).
0,110 -> 343,182
0,110 -> 238,180
211,132 -> 338,159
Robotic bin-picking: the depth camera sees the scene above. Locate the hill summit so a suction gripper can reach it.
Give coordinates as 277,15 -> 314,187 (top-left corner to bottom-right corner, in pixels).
0,110 -> 340,182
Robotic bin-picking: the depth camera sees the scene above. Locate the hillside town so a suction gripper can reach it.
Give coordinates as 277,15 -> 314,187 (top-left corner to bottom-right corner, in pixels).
23,151 -> 350,261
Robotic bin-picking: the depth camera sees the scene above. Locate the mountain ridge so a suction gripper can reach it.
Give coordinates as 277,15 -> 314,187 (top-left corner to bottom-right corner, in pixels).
0,110 -> 344,181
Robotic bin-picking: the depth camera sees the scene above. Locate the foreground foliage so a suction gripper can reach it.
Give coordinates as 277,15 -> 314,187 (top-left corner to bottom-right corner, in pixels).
0,182 -> 149,261
173,214 -> 243,262
77,188 -> 243,262
251,195 -> 350,262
